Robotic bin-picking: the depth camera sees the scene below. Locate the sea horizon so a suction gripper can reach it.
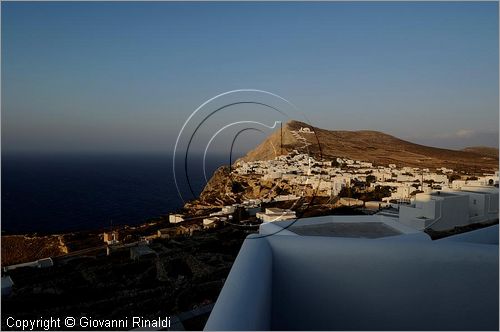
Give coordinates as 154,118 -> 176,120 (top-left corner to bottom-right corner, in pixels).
1,151 -> 241,235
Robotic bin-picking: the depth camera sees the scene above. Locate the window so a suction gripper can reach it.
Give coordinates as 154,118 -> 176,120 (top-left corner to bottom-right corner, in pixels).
473,199 -> 477,205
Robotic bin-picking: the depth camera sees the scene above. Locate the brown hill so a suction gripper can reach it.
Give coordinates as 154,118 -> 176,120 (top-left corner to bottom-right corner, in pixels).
461,146 -> 499,159
238,120 -> 499,172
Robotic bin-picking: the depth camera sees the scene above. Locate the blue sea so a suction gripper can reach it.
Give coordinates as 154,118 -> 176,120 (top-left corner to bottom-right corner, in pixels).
1,153 -> 232,234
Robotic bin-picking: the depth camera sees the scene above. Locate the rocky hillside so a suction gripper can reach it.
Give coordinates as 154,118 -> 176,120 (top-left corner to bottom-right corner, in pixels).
238,120 -> 499,172
1,235 -> 68,266
2,226 -> 249,330
186,166 -> 287,208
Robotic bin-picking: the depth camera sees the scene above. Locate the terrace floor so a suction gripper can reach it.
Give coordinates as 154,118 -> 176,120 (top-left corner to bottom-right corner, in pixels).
289,221 -> 401,238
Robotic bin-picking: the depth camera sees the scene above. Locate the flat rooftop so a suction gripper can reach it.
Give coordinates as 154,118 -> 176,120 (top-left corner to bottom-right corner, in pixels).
429,192 -> 457,197
289,222 -> 401,238
259,215 -> 428,240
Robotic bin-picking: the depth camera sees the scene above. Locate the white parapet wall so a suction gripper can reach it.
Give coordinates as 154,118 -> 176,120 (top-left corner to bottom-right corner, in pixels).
205,234 -> 273,331
437,224 -> 498,245
205,234 -> 498,331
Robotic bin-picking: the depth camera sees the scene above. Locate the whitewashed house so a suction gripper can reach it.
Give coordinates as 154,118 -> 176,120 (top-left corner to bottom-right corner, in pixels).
256,208 -> 296,223
169,214 -> 185,224
446,186 -> 499,223
399,192 -> 469,231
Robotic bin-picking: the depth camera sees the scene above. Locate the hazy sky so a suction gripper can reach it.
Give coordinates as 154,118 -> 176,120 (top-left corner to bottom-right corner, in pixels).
2,1 -> 498,154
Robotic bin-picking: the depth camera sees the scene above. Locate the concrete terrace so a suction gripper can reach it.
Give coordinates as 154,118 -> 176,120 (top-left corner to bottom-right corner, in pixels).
259,214 -> 428,240
290,221 -> 400,238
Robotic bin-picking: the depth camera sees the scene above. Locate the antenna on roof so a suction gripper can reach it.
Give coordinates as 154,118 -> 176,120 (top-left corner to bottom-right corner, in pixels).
421,171 -> 424,192
280,121 -> 283,155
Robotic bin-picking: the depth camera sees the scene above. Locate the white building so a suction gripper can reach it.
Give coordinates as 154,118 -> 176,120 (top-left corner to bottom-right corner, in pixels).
338,197 -> 364,206
298,127 -> 314,134
256,208 -> 296,223
263,171 -> 282,180
203,217 -> 220,228
169,214 -> 185,224
397,174 -> 418,182
399,192 -> 470,231
390,185 -> 412,200
3,257 -> 54,272
274,194 -> 300,202
331,175 -> 351,196
103,230 -> 119,245
222,205 -> 236,214
446,186 -> 499,223
425,173 -> 448,184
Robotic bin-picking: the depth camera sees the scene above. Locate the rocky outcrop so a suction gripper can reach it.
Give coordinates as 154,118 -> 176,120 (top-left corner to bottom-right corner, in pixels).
197,166 -> 235,206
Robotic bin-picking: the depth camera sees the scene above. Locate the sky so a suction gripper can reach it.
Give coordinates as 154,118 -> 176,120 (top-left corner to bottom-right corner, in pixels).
2,1 -> 499,154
